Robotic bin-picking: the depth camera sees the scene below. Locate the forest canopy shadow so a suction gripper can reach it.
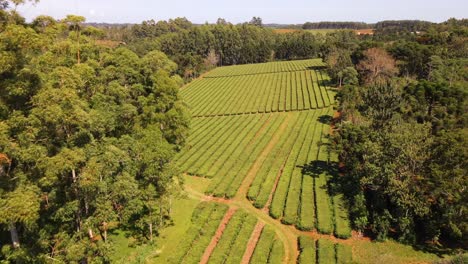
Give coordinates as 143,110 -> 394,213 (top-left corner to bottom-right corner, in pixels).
306,65 -> 326,70
301,160 -> 342,196
318,115 -> 333,125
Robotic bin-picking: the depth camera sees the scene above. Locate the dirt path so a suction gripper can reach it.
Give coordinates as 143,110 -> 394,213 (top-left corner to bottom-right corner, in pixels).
240,222 -> 265,264
263,154 -> 288,213
181,110 -> 368,264
199,207 -> 238,264
183,185 -> 369,264
235,113 -> 291,200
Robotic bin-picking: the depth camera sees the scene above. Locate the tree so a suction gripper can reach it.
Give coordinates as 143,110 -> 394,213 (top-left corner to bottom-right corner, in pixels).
249,16 -> 263,27
357,48 -> 398,84
63,15 -> 85,64
325,48 -> 353,86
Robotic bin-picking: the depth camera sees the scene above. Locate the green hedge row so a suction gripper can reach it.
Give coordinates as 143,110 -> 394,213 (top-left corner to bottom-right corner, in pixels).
269,111 -> 316,219
251,112 -> 307,208
208,211 -> 248,264
317,238 -> 335,264
213,114 -> 287,198
333,194 -> 352,239
185,115 -> 247,174
178,115 -> 236,170
205,113 -> 285,196
250,226 -> 276,264
298,236 -> 316,264
267,238 -> 284,264
296,111 -> 323,230
247,113 -> 298,202
298,237 -> 353,264
224,214 -> 258,264
204,114 -> 268,178
336,243 -> 353,264
195,115 -> 259,176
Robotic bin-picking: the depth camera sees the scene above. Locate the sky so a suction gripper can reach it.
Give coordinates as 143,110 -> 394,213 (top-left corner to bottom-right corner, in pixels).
17,0 -> 467,24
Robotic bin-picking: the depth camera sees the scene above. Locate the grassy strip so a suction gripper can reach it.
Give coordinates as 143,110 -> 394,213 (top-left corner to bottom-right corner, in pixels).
168,203 -> 228,263
297,236 -> 316,264
336,243 -> 353,264
317,238 -> 336,264
249,226 -> 276,264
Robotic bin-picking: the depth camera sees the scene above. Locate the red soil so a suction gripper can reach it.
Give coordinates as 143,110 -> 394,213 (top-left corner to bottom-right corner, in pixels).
241,221 -> 266,264
199,207 -> 238,264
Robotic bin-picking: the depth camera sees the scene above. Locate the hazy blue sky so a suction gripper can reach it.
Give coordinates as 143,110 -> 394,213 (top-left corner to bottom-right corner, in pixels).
17,0 -> 467,24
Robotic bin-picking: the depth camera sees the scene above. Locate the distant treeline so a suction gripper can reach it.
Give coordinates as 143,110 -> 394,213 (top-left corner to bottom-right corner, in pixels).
302,21 -> 372,30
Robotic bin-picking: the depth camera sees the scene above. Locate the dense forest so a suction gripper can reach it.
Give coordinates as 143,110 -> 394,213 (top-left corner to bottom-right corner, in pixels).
324,20 -> 467,247
0,0 -> 466,262
0,0 -> 190,262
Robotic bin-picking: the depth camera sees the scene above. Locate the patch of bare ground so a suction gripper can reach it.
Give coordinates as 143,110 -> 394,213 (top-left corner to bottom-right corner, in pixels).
240,222 -> 265,264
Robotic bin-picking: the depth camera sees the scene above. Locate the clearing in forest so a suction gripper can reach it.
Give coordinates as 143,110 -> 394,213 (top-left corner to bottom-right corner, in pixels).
171,59 -> 352,264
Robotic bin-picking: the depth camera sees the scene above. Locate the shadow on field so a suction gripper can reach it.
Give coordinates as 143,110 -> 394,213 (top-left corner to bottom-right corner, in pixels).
300,160 -> 343,196
306,65 -> 326,70
318,115 -> 333,125
318,79 -> 333,88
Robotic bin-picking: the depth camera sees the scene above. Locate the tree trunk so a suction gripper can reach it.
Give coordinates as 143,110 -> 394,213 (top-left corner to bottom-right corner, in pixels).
103,229 -> 107,243
9,223 -> 20,248
88,228 -> 94,240
101,222 -> 108,243
149,223 -> 153,241
72,169 -> 77,183
77,30 -> 81,64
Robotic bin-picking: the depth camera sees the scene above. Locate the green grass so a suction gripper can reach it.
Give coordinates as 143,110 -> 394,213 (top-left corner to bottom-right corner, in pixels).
167,202 -> 229,264
110,230 -> 154,264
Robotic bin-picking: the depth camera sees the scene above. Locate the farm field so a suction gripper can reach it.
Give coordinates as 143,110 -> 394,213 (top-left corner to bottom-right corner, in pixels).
181,59 -> 331,116
155,60 -> 442,264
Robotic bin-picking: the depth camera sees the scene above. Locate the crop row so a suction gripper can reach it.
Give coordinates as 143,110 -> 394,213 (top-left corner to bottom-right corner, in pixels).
168,202 -> 229,264
248,111 -> 309,209
181,69 -> 333,116
298,236 -> 353,264
251,108 -> 351,238
208,210 -> 258,264
250,226 -> 284,264
202,58 -> 325,78
205,113 -> 287,198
